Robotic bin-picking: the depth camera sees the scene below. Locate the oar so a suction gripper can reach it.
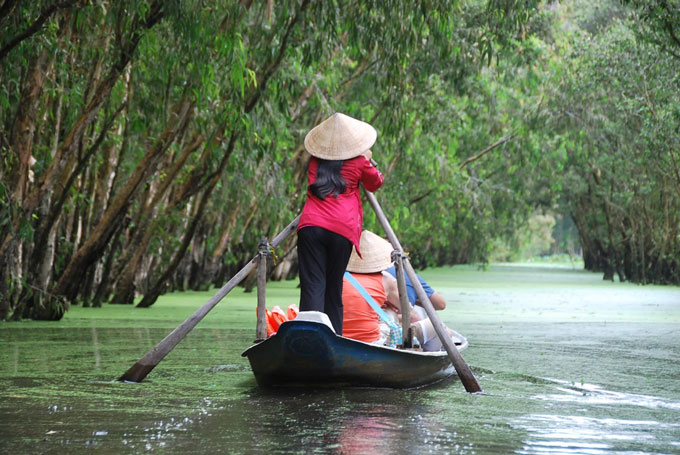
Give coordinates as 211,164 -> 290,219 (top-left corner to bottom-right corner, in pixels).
365,191 -> 482,393
118,215 -> 300,382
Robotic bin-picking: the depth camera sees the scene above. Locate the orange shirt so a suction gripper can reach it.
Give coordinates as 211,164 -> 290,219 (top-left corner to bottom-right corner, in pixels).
342,272 -> 385,343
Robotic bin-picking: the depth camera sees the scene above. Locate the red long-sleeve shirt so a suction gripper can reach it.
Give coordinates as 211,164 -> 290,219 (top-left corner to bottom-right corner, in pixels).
298,155 -> 384,255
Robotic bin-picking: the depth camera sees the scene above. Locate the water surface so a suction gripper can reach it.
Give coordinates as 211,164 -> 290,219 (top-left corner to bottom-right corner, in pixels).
1,265 -> 679,454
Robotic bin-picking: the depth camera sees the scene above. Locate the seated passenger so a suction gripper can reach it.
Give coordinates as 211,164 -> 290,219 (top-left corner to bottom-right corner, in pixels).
383,265 -> 447,310
383,265 -> 451,350
342,230 -> 460,351
341,230 -> 400,344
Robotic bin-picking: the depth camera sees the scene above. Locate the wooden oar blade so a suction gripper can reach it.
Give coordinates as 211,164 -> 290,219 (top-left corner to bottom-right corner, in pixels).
119,362 -> 156,383
402,258 -> 483,393
364,190 -> 482,393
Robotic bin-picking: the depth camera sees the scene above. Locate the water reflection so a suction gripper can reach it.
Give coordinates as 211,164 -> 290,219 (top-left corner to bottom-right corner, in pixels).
229,388 -> 431,454
129,386 -> 481,455
13,344 -> 18,374
92,327 -> 101,369
338,414 -> 401,453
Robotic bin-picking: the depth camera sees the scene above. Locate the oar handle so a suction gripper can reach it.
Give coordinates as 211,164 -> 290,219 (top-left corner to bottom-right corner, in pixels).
365,190 -> 482,393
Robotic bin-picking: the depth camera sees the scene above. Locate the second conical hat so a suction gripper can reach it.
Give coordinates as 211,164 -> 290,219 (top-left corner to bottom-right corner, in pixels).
346,230 -> 394,274
304,113 -> 377,160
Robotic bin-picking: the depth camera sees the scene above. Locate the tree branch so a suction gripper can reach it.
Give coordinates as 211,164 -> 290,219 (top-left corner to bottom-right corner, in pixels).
409,189 -> 434,205
22,0 -> 165,219
408,130 -> 517,205
664,19 -> 680,58
458,132 -> 517,169
0,1 -> 78,61
245,0 -> 311,112
36,100 -> 128,255
0,0 -> 20,27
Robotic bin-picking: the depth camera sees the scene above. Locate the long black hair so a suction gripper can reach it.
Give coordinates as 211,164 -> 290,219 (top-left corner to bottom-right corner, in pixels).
309,159 -> 346,200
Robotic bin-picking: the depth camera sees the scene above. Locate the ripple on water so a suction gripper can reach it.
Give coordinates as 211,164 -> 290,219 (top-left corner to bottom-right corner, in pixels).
514,413 -> 677,455
511,378 -> 680,455
532,378 -> 680,411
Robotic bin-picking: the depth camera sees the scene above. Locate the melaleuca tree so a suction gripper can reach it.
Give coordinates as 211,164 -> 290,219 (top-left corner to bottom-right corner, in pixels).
0,0 -> 544,319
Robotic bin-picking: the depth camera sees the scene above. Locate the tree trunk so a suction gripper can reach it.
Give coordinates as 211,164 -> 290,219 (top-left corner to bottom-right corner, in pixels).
0,48 -> 51,320
50,98 -> 194,302
12,1 -> 165,248
92,216 -> 128,306
137,132 -> 238,307
0,3 -> 165,320
110,131 -> 203,303
137,192 -> 210,307
110,218 -> 157,304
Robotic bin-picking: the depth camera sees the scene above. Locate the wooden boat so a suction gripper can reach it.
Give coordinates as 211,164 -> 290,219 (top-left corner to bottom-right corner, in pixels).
241,312 -> 468,388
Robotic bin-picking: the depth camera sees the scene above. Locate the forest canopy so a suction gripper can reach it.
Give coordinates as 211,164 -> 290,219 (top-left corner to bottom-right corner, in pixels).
1,0 -> 678,320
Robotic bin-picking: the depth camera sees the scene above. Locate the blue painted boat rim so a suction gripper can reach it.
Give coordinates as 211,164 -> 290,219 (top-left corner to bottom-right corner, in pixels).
241,319 -> 468,356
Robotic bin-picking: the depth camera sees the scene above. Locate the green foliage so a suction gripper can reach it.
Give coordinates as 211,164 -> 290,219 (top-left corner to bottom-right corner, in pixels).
490,212 -> 556,261
5,0 -> 679,320
535,0 -> 680,283
620,0 -> 680,59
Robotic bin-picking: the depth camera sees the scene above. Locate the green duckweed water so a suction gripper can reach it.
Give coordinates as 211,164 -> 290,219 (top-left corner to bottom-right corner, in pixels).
1,264 -> 679,454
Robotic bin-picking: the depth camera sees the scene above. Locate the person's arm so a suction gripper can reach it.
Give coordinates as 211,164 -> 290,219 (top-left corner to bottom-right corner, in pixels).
413,274 -> 446,310
359,155 -> 384,192
381,272 -> 401,312
382,271 -> 422,321
426,291 -> 446,310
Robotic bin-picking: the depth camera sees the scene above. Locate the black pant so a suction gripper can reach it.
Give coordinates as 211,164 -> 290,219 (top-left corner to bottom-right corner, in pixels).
297,226 -> 353,334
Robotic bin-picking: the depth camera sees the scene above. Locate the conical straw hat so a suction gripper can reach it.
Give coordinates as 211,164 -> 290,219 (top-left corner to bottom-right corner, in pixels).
346,230 -> 394,274
304,113 -> 377,160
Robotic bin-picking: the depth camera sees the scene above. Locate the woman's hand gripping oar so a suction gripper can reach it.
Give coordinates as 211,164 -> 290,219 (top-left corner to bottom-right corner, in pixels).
364,187 -> 482,393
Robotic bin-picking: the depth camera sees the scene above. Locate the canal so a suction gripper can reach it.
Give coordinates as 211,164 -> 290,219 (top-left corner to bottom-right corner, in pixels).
1,264 -> 679,454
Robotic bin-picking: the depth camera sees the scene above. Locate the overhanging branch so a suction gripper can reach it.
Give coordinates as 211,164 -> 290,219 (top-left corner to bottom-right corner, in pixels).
458,131 -> 517,170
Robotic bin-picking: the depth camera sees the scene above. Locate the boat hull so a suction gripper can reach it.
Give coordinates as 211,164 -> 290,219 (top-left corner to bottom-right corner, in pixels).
241,320 -> 466,388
